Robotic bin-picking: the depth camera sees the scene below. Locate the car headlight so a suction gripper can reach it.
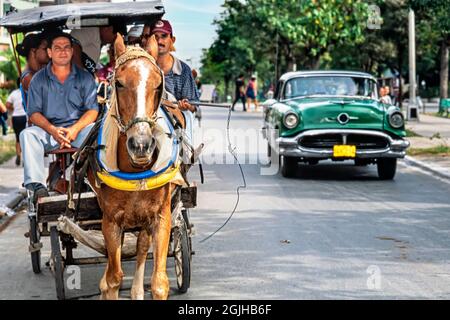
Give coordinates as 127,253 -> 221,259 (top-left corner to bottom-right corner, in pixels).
389,111 -> 404,129
283,112 -> 299,129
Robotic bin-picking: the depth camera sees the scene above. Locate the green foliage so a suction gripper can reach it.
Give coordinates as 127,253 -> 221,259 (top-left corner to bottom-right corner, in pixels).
201,0 -> 370,99
409,0 -> 450,36
408,145 -> 450,156
0,33 -> 26,83
0,47 -> 26,82
0,139 -> 15,165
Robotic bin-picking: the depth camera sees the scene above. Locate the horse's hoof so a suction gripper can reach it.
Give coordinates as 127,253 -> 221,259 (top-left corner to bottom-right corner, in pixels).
151,286 -> 169,300
131,289 -> 145,300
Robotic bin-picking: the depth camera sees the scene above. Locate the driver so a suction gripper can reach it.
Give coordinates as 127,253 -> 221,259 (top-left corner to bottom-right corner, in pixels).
20,32 -> 99,201
142,20 -> 199,144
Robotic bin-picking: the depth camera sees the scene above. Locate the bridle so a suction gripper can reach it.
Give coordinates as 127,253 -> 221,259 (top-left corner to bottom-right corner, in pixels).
111,46 -> 164,135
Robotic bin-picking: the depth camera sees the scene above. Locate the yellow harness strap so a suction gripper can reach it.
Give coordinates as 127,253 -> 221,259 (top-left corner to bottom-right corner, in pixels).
97,163 -> 180,192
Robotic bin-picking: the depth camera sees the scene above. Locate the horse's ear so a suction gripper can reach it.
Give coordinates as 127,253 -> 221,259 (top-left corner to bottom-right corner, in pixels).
145,35 -> 159,60
114,33 -> 126,59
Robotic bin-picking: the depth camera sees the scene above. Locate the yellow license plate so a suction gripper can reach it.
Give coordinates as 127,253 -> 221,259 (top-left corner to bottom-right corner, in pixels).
333,145 -> 356,158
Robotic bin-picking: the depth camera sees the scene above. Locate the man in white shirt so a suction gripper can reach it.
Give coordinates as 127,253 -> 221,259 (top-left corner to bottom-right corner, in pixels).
6,83 -> 27,166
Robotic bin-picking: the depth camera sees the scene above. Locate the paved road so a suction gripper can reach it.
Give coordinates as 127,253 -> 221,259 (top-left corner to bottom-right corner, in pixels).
1,106 -> 450,299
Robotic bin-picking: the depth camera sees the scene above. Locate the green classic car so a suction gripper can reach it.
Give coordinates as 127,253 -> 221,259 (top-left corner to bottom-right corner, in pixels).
262,71 -> 410,179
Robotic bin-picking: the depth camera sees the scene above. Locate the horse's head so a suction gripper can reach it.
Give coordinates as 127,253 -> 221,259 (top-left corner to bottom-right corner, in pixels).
113,33 -> 162,167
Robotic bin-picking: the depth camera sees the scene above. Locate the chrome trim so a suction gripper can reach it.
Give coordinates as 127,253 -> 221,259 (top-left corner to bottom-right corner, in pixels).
275,129 -> 410,159
279,70 -> 377,82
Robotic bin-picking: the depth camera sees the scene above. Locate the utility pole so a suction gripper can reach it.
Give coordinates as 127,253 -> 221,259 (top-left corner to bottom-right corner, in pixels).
407,8 -> 419,121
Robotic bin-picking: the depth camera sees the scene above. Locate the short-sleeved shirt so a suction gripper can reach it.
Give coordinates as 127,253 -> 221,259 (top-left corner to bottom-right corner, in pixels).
235,78 -> 245,96
164,55 -> 200,103
7,89 -> 26,117
27,62 -> 99,128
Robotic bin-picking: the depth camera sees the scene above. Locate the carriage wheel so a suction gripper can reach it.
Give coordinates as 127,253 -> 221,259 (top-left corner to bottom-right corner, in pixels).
50,226 -> 66,300
29,216 -> 41,274
173,221 -> 191,293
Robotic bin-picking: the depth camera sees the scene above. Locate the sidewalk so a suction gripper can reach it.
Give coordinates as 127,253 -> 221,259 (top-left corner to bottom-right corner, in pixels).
405,114 -> 450,180
0,154 -> 26,229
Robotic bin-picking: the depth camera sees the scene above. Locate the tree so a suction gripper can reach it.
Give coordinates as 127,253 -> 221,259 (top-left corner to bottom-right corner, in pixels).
200,0 -> 255,100
409,0 -> 450,99
246,0 -> 369,71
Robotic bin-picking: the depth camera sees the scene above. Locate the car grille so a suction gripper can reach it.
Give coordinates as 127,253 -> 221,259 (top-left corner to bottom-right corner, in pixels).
299,133 -> 389,150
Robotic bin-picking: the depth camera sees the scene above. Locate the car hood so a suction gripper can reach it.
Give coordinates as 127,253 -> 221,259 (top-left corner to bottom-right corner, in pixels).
285,97 -> 385,131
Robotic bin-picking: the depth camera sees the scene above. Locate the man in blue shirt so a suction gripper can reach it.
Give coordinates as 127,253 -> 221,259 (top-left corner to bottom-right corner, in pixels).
142,20 -> 199,144
20,32 -> 99,199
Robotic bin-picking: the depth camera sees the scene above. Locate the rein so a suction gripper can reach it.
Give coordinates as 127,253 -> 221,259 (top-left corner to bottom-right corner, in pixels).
110,47 -> 164,135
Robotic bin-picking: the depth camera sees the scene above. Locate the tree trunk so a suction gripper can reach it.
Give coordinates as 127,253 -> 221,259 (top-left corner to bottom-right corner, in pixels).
398,45 -> 404,109
440,39 -> 449,99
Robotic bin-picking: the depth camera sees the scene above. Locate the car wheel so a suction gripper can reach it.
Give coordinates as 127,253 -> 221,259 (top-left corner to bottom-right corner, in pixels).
281,156 -> 298,178
377,158 -> 397,180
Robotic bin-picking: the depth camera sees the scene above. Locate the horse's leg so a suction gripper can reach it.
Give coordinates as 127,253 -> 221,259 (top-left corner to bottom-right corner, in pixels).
99,219 -> 123,300
131,230 -> 152,300
150,201 -> 172,300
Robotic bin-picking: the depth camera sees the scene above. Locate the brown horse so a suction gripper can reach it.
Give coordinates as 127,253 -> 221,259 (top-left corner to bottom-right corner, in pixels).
88,34 -> 184,300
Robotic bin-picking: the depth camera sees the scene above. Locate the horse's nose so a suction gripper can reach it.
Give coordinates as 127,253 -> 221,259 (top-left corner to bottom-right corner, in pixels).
127,135 -> 154,157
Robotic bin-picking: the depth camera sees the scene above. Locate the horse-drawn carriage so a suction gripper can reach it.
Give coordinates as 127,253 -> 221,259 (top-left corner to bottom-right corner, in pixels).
1,0 -> 201,300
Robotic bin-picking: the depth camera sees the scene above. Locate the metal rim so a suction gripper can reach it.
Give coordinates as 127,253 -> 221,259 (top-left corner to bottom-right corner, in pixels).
29,216 -> 41,274
50,226 -> 66,300
173,223 -> 191,293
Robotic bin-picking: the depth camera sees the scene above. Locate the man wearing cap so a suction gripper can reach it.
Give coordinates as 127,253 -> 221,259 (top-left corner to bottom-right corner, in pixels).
143,19 -> 199,143
20,32 -> 99,201
127,25 -> 144,45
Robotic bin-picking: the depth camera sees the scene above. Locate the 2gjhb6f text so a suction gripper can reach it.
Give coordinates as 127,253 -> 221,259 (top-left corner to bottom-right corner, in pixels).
178,304 -> 272,318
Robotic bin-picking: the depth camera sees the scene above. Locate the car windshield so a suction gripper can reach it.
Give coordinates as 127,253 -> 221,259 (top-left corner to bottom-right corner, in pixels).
283,76 -> 378,100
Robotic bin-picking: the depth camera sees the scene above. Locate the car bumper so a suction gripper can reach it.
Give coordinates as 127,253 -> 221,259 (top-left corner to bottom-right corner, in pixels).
274,129 -> 410,159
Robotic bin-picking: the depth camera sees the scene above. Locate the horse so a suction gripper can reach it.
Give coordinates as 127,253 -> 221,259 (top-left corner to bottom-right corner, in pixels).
87,34 -> 185,300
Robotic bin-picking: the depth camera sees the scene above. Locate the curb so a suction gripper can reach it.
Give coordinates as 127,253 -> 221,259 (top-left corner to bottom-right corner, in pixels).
403,156 -> 450,181
0,189 -> 27,234
5,189 -> 27,210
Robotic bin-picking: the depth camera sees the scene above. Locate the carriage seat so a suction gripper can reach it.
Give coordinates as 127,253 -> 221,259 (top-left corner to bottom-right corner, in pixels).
45,147 -> 79,156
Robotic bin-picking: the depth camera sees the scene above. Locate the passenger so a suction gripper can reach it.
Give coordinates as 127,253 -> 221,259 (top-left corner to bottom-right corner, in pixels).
16,33 -> 49,105
143,19 -> 199,143
20,32 -> 99,202
70,24 -> 127,75
382,86 -> 393,105
96,45 -> 115,83
126,25 -> 144,46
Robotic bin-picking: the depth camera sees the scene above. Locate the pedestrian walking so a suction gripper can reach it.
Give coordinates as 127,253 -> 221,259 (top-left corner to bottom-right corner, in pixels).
6,80 -> 28,166
231,74 -> 246,111
246,75 -> 259,112
0,101 -> 8,136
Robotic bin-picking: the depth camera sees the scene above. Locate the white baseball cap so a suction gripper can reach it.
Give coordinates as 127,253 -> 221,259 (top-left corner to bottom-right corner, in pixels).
127,25 -> 144,39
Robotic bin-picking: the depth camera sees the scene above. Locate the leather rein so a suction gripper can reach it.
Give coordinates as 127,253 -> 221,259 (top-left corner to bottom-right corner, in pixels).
110,47 -> 164,135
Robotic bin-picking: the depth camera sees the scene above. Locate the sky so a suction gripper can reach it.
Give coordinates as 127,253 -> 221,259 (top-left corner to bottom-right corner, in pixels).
112,0 -> 225,70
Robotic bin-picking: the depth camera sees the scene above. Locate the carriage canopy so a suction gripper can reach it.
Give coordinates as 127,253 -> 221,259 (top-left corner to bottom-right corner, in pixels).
0,0 -> 165,34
